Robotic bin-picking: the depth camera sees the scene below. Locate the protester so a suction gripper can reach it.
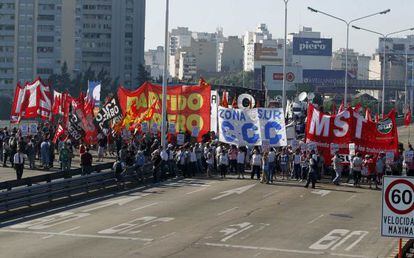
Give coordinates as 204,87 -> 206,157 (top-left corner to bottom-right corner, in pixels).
251,149 -> 262,180
305,152 -> 317,189
13,147 -> 26,180
352,153 -> 363,187
236,146 -> 246,179
80,148 -> 93,175
332,153 -> 343,185
218,148 -> 229,179
59,142 -> 71,171
40,138 -> 51,170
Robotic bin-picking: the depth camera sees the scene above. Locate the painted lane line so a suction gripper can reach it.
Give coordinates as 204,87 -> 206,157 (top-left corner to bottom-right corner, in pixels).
330,253 -> 368,258
263,191 -> 278,199
307,214 -> 324,224
159,232 -> 177,239
345,194 -> 357,202
204,242 -> 324,255
212,184 -> 256,200
0,229 -> 153,242
82,194 -> 150,212
217,207 -> 239,216
311,190 -> 331,197
42,226 -> 80,240
186,186 -> 210,195
221,224 -> 253,242
131,202 -> 159,211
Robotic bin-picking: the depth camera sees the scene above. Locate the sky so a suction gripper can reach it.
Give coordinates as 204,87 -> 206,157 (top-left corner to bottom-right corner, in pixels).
145,0 -> 414,55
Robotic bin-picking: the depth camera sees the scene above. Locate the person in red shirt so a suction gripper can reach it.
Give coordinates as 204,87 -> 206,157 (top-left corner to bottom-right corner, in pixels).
363,155 -> 377,189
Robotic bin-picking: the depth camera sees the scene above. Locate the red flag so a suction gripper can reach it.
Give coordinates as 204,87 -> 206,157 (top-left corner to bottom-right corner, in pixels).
354,103 -> 362,113
332,102 -> 337,115
221,91 -> 228,108
405,108 -> 412,127
232,97 -> 238,109
338,101 -> 344,113
375,114 -> 379,123
53,124 -> 65,144
365,108 -> 372,122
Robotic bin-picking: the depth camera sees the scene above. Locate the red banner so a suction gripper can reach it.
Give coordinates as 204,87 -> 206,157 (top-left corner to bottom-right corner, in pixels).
117,82 -> 211,140
306,104 -> 398,164
11,78 -> 52,123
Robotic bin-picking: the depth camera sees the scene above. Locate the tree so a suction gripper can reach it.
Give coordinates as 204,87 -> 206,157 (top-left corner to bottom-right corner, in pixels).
56,62 -> 72,92
97,68 -> 112,96
136,64 -> 152,87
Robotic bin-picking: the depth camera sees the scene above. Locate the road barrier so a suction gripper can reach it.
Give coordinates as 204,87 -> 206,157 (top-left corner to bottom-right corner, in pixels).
0,162 -> 157,215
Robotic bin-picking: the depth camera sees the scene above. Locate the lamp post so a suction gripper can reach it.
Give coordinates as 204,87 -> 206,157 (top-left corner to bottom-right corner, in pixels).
161,0 -> 170,150
308,7 -> 390,107
282,0 -> 289,112
352,25 -> 414,115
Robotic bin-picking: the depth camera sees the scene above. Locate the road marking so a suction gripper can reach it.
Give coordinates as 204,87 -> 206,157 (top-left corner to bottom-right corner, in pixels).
186,186 -> 210,195
82,194 -> 150,212
98,216 -> 174,235
220,222 -> 254,242
10,212 -> 90,230
203,242 -> 368,258
309,229 -> 369,252
42,226 -> 80,239
212,184 -> 256,200
345,194 -> 357,202
217,207 -> 239,216
160,232 -> 177,239
204,242 -> 324,255
311,190 -> 331,197
307,214 -> 324,224
131,202 -> 159,211
0,229 -> 153,242
254,252 -> 262,257
263,190 -> 278,199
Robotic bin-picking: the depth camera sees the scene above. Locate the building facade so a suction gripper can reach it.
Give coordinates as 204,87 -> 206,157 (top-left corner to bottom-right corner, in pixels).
0,0 -> 146,95
144,46 -> 164,79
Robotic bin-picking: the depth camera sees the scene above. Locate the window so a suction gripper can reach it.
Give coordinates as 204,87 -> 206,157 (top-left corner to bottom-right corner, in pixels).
37,36 -> 54,42
37,47 -> 53,53
37,15 -> 54,21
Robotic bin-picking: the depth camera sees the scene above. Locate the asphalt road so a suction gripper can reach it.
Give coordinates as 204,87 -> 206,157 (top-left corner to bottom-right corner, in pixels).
0,176 -> 396,258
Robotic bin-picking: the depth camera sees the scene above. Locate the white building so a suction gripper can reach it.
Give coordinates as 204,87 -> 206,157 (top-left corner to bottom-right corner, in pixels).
144,46 -> 164,79
217,36 -> 243,72
178,51 -> 197,80
169,27 -> 192,56
357,55 -> 371,80
331,48 -> 359,77
243,24 -> 286,71
290,27 -> 332,70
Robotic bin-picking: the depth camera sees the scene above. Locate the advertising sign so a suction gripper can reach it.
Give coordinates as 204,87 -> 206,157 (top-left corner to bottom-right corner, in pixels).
293,37 -> 332,56
263,65 -> 303,91
218,107 -> 287,147
303,69 -> 348,85
381,176 -> 414,238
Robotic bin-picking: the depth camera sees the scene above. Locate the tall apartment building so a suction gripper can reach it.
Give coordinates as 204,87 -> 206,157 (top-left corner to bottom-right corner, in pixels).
144,46 -> 164,79
331,48 -> 359,77
243,24 -> 287,71
217,36 -> 243,72
0,0 -> 146,94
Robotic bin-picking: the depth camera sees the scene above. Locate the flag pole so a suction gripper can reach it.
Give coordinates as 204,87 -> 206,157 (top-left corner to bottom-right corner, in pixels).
161,0 -> 169,150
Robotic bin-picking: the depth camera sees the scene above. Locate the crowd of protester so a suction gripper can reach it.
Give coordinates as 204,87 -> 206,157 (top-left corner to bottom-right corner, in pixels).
1,124 -> 412,190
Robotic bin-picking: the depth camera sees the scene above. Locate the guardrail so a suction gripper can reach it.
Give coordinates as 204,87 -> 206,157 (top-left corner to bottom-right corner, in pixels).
0,163 -> 113,191
0,162 -> 158,215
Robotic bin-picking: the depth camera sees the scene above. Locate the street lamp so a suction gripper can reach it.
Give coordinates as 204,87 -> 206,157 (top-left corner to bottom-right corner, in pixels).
161,0 -> 170,150
308,7 -> 390,107
282,0 -> 289,113
352,25 -> 414,115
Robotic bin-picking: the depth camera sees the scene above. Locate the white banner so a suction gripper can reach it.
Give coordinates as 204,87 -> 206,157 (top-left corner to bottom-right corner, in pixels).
218,107 -> 287,147
210,90 -> 218,134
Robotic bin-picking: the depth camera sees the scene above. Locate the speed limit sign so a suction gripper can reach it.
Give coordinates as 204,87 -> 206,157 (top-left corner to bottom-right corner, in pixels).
381,176 -> 414,238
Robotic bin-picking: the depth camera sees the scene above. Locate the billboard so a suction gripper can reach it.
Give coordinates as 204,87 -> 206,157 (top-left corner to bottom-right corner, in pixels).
263,65 -> 303,91
293,37 -> 332,56
303,69 -> 348,85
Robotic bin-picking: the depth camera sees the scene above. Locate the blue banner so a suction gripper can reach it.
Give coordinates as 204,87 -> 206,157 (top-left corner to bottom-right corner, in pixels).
218,107 -> 287,147
303,69 -> 346,85
293,37 -> 332,56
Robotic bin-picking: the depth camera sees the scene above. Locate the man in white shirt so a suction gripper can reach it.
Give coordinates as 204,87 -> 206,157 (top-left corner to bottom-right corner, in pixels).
14,148 -> 26,180
237,147 -> 246,179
